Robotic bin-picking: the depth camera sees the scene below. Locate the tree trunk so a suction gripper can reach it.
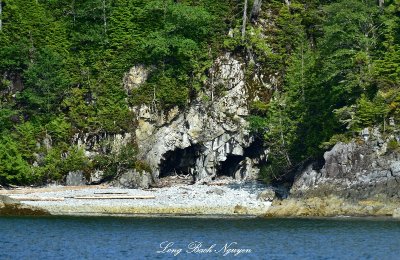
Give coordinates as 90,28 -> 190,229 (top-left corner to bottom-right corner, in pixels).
378,0 -> 384,8
71,0 -> 76,26
102,0 -> 107,35
301,43 -> 305,101
241,0 -> 248,40
284,0 -> 290,6
251,0 -> 262,21
0,0 -> 2,31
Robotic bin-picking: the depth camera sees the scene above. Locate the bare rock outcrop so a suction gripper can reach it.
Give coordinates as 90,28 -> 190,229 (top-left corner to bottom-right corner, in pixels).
291,128 -> 400,201
134,53 -> 268,182
0,195 -> 50,216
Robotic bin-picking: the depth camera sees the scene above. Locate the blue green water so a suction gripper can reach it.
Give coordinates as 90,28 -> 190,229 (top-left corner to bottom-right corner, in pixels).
1,216 -> 399,259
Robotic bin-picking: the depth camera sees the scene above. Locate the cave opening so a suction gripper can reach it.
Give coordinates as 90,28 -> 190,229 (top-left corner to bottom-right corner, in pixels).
217,155 -> 244,177
216,138 -> 267,179
159,145 -> 204,178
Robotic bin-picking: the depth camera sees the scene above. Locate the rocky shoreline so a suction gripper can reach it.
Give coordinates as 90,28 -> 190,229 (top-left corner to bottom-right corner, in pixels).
0,183 -> 272,217
266,196 -> 400,218
2,129 -> 400,219
266,128 -> 400,219
2,184 -> 400,218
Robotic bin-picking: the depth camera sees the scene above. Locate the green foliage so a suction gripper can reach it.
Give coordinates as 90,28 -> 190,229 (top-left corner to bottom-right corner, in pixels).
373,3 -> 400,89
387,139 -> 400,152
155,76 -> 188,109
247,0 -> 399,179
45,116 -> 72,144
0,109 -> 18,132
248,115 -> 267,134
258,165 -> 276,185
129,0 -> 222,110
38,146 -> 90,182
1,0 -> 399,186
334,93 -> 390,132
321,134 -> 352,150
0,136 -> 32,185
93,142 -> 138,180
250,101 -> 269,115
61,88 -> 95,131
18,48 -> 71,115
12,121 -> 40,162
354,95 -> 388,129
318,0 -> 380,104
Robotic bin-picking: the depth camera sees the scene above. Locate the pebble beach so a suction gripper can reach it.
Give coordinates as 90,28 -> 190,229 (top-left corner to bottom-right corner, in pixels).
0,183 -> 272,217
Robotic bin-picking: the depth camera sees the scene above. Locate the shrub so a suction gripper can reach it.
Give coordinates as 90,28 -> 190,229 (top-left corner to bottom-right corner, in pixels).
387,139 -> 399,152
93,142 -> 138,180
0,136 -> 33,185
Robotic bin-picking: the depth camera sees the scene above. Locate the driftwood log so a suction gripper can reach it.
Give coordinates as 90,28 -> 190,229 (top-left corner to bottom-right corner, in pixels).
72,195 -> 155,200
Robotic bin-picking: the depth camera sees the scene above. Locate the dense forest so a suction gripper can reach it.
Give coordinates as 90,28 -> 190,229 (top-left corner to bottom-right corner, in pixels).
0,0 -> 399,185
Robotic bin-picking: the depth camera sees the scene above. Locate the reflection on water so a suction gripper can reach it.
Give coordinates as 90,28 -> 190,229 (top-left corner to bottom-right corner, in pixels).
0,216 -> 399,259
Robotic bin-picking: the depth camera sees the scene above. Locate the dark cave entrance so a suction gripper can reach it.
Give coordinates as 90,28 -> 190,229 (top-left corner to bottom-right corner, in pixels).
216,138 -> 267,179
158,138 -> 268,181
159,145 -> 204,178
217,155 -> 244,177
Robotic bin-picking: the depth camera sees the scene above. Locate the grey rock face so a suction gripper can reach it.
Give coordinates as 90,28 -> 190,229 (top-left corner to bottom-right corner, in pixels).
134,53 -> 268,182
90,170 -> 105,184
123,65 -> 149,94
291,128 -> 400,200
73,132 -> 133,158
66,54 -> 268,185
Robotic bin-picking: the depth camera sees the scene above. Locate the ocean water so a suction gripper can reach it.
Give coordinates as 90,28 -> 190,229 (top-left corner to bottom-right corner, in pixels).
0,216 -> 399,259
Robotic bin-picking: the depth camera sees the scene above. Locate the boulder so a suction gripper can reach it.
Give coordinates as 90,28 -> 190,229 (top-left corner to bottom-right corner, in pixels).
257,189 -> 275,202
66,171 -> 86,186
393,208 -> 400,218
90,170 -> 105,184
206,188 -> 225,196
234,205 -> 248,214
0,195 -> 50,216
114,170 -> 153,189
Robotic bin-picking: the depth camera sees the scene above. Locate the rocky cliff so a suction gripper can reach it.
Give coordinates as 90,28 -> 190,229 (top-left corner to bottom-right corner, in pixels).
291,128 -> 400,200
133,53 -> 269,184
267,128 -> 400,217
70,53 -> 270,187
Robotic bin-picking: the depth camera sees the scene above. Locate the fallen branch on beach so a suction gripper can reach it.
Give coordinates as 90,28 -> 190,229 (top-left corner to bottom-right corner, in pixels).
94,192 -> 128,195
12,197 -> 65,201
72,195 -> 156,200
0,185 -> 109,195
9,195 -> 155,201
